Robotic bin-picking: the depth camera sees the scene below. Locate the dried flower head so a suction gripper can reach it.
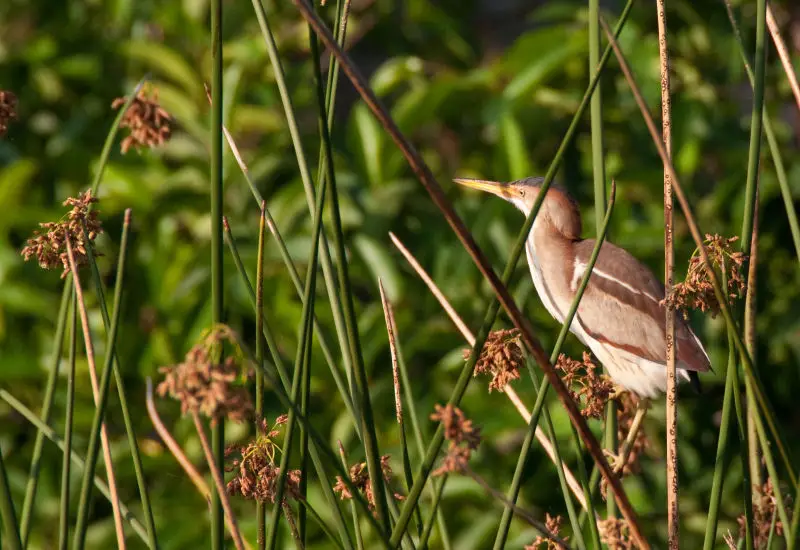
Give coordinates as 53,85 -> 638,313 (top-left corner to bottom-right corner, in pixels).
525,513 -> 567,550
21,190 -> 103,277
664,234 -> 746,319
737,478 -> 792,549
430,404 -> 482,475
157,325 -> 253,423
555,352 -> 614,419
225,415 -> 300,503
598,517 -> 635,550
465,328 -> 523,392
333,455 -> 404,510
0,91 -> 18,137
112,86 -> 173,154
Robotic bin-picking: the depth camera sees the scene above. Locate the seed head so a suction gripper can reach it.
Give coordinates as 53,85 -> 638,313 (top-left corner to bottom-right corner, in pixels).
112,86 -> 173,154
465,328 -> 523,392
21,190 -> 103,277
555,352 -> 614,419
598,517 -> 635,550
333,455 -> 404,511
525,513 -> 567,550
737,478 -> 791,549
430,404 -> 481,476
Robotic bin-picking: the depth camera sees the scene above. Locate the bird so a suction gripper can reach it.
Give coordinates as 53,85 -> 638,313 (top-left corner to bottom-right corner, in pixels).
453,176 -> 711,400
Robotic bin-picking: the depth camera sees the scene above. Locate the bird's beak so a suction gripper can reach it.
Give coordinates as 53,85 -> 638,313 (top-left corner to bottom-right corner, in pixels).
452,178 -> 511,200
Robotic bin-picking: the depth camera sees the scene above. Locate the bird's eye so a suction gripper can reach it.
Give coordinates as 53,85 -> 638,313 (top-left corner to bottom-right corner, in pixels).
519,189 -> 526,198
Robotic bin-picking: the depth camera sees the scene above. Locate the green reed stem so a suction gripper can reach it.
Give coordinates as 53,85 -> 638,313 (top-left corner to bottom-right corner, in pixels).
18,278 -> 71,547
494,181 -> 615,549
338,444 -> 365,550
209,0 -> 225,546
223,222 -> 354,549
702,328 -> 738,549
73,211 -> 132,550
256,204 -> 267,550
419,477 -> 447,549
730,330 -> 754,550
58,292 -> 77,550
754,413 -> 792,549
0,390 -> 151,547
266,133 -> 327,550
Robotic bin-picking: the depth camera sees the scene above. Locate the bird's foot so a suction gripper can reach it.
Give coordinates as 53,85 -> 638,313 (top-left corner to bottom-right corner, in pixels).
602,449 -> 627,475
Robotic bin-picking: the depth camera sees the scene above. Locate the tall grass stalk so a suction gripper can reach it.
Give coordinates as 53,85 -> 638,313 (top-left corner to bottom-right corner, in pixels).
601,18 -> 795,487
71,211 -> 132,549
295,2 -> 647,544
588,0 -> 618,520
256,203 -> 267,549
655,1 -> 679,545
337,442 -> 365,550
765,6 -> 800,127
209,0 -> 225,546
58,293 -> 77,550
0,390 -> 151,546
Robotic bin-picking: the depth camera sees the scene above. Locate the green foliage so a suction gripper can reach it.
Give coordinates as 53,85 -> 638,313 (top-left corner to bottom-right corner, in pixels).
1,0 -> 799,548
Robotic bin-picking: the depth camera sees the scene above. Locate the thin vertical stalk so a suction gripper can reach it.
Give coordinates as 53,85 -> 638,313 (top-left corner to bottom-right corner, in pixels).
744,193 -> 762,518
0,440 -> 22,550
19,279 -> 71,547
71,211 -> 132,550
308,9 -> 391,531
656,1 -> 679,546
58,293 -> 77,550
266,126 -> 328,549
337,443 -> 364,550
730,330 -> 754,550
256,203 -> 267,550
297,3 -> 647,544
209,0 -> 225,546
754,413 -> 792,548
702,331 -> 737,549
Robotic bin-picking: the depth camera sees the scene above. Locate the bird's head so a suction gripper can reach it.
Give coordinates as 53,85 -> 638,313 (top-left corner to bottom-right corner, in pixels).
453,176 -> 581,240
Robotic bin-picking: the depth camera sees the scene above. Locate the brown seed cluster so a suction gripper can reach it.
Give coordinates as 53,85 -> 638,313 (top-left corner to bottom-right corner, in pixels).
430,404 -> 481,476
0,90 -> 18,137
333,455 -> 404,511
664,234 -> 746,319
737,478 -> 791,549
112,87 -> 172,154
465,328 -> 524,392
157,326 -> 253,424
21,190 -> 103,278
555,352 -> 615,419
598,517 -> 636,549
525,513 -> 567,550
225,415 -> 301,503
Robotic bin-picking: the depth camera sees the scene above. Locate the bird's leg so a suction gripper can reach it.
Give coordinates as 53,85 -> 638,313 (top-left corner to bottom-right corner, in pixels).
612,398 -> 650,475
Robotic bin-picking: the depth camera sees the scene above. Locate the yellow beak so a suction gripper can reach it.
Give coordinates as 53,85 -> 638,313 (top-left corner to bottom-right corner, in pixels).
452,178 -> 510,199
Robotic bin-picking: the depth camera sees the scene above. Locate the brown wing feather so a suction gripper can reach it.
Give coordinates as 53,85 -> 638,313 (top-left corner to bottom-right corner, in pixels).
572,239 -> 710,373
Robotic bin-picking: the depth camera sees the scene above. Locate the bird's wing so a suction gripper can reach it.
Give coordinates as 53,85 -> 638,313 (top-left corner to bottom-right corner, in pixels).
571,239 -> 711,372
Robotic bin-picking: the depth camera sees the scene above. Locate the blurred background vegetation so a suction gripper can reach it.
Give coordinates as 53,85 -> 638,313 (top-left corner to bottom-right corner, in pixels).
1,0 -> 799,547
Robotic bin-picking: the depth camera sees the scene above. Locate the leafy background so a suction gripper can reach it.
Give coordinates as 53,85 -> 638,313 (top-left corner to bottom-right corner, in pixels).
1,0 -> 799,547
